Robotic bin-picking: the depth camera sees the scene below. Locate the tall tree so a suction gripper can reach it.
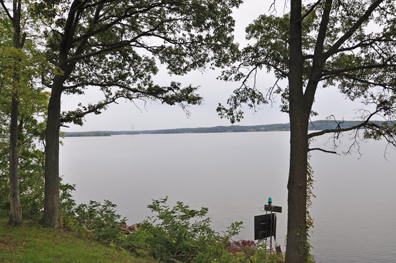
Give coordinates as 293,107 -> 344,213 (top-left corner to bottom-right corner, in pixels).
0,88 -> 48,221
218,1 -> 396,262
35,0 -> 242,227
1,1 -> 48,225
1,0 -> 27,225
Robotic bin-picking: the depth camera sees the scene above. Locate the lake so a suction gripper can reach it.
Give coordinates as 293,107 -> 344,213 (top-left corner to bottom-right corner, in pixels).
59,132 -> 396,262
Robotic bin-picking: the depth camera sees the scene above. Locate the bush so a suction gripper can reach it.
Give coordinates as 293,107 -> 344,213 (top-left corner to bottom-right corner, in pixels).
0,177 -> 77,221
60,195 -> 284,262
127,197 -> 241,262
70,200 -> 127,246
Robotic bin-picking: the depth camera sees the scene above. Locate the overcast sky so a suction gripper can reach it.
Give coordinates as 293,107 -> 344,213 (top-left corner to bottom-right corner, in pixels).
61,0 -> 371,132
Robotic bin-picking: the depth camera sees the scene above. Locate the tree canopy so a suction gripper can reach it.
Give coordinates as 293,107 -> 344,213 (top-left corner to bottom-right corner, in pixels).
35,0 -> 243,227
35,0 -> 243,125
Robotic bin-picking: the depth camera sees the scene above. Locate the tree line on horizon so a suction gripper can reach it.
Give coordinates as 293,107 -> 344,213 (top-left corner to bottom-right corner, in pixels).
64,120 -> 389,136
2,0 -> 396,262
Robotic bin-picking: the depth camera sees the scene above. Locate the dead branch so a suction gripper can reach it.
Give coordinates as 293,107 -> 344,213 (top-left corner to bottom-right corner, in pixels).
308,147 -> 339,154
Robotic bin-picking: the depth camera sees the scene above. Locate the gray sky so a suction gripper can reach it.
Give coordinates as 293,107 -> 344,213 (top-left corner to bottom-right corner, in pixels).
61,0 -> 370,132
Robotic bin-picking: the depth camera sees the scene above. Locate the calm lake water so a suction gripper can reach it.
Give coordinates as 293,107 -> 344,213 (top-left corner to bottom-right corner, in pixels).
60,132 -> 396,263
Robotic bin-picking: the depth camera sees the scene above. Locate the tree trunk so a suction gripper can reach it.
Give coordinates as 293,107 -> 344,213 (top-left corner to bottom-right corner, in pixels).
8,95 -> 22,226
8,0 -> 22,226
40,0 -> 76,228
285,108 -> 310,262
285,0 -> 310,261
40,77 -> 63,228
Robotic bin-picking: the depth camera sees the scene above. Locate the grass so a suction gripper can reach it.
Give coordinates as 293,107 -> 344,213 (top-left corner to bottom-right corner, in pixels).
0,218 -> 154,263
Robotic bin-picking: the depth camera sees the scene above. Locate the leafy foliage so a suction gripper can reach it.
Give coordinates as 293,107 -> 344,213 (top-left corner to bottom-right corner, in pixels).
127,197 -> 240,262
305,152 -> 316,263
219,0 -> 396,139
1,192 -> 284,262
0,175 -> 78,222
33,0 -> 243,125
0,2 -> 54,224
71,200 -> 127,246
0,83 -> 48,221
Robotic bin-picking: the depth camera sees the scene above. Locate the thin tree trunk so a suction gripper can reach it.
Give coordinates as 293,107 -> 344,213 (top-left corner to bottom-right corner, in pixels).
8,95 -> 22,226
8,0 -> 22,226
40,77 -> 63,228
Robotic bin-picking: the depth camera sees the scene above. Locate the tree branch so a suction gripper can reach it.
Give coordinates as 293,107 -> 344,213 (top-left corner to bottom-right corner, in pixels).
67,18 -> 175,64
0,0 -> 13,22
308,147 -> 339,154
332,38 -> 395,55
322,63 -> 396,76
298,0 -> 323,23
325,0 -> 385,58
63,81 -> 197,104
308,110 -> 379,139
304,0 -> 333,100
59,96 -> 119,124
71,2 -> 164,44
321,72 -> 396,91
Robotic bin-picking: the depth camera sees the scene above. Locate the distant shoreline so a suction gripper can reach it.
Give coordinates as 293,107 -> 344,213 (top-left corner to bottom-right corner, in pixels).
63,120 -> 387,137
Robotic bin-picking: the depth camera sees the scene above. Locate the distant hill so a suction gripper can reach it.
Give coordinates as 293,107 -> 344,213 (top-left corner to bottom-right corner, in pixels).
135,120 -> 385,134
64,131 -> 112,137
64,120 -> 387,137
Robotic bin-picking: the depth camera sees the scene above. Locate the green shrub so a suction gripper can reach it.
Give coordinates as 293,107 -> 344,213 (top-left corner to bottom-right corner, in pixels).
59,181 -> 77,226
71,200 -> 127,246
127,197 -> 241,262
56,193 -> 284,262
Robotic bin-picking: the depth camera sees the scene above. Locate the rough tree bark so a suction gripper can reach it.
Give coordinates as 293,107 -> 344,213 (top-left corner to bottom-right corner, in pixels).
9,96 -> 22,225
39,0 -> 76,227
40,77 -> 63,228
285,0 -> 309,260
286,0 -> 384,261
8,0 -> 23,226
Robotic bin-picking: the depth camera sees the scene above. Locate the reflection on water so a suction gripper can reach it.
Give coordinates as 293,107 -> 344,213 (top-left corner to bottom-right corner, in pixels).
60,132 -> 396,263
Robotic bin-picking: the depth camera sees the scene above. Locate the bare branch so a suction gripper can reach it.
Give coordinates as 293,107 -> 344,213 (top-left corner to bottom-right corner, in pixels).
308,147 -> 339,154
308,110 -> 379,139
240,67 -> 258,90
266,77 -> 281,106
344,128 -> 363,156
269,0 -> 276,12
0,0 -> 13,22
